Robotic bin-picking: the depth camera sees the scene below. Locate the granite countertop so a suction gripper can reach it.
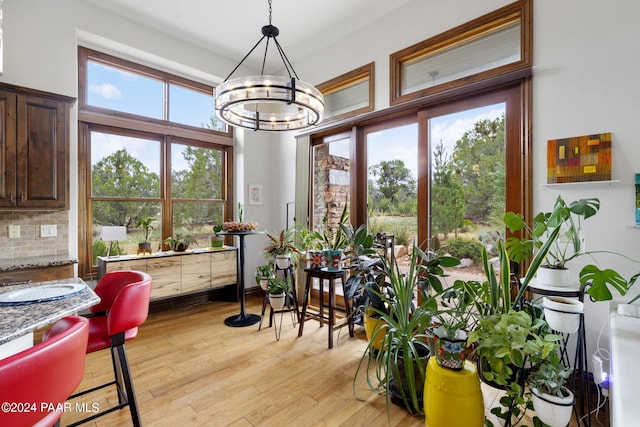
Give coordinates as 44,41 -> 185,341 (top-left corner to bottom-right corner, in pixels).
0,255 -> 78,272
0,278 -> 100,345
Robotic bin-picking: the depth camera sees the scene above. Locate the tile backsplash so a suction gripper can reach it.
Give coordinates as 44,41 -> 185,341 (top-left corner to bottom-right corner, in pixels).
0,211 -> 70,259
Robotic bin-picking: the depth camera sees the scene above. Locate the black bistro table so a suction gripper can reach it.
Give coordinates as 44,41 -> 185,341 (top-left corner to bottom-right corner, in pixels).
219,230 -> 264,327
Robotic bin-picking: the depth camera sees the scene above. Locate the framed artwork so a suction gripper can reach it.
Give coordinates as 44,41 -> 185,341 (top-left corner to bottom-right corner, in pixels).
248,184 -> 262,205
547,132 -> 612,183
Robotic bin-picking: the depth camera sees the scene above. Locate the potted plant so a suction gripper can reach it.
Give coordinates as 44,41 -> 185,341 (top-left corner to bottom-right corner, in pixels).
505,195 -> 640,302
467,309 -> 562,425
164,233 -> 196,252
135,216 -> 154,252
429,281 -> 475,371
254,264 -> 275,291
267,276 -> 289,310
298,226 -> 324,269
529,356 -> 575,427
321,204 -> 350,270
209,224 -> 224,248
353,243 -> 459,417
263,228 -> 302,269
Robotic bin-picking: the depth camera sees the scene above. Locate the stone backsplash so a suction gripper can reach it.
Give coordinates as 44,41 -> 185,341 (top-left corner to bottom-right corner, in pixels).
0,210 -> 69,259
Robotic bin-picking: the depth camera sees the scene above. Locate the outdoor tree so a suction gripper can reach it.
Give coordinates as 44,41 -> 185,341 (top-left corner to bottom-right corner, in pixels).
92,148 -> 160,228
369,159 -> 416,213
452,115 -> 505,224
431,141 -> 465,239
171,145 -> 223,229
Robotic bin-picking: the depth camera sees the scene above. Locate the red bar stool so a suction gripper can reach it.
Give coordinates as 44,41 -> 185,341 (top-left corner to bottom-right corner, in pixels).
298,268 -> 354,349
0,316 -> 89,427
59,270 -> 152,427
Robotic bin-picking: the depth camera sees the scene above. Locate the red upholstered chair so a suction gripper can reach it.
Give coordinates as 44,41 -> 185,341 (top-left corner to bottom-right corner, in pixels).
63,270 -> 152,427
0,316 -> 89,427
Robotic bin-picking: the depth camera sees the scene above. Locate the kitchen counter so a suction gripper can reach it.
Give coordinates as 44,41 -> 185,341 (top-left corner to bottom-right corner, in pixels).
0,254 -> 77,272
0,278 -> 98,345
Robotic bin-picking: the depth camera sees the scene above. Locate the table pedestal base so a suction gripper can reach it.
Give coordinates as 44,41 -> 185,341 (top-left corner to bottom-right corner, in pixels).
224,313 -> 261,327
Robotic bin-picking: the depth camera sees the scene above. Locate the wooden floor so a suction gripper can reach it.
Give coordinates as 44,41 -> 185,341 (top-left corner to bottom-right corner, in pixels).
59,294 -> 610,426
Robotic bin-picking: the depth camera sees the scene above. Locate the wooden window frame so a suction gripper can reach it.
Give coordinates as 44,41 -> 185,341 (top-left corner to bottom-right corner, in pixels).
316,62 -> 375,123
390,0 -> 531,105
77,47 -> 234,279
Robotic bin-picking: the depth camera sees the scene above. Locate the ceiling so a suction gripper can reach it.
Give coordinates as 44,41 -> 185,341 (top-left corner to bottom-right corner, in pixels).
80,0 -> 416,74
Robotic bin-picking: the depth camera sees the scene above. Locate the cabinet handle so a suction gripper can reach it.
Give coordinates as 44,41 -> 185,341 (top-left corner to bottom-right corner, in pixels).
8,192 -> 13,204
19,192 -> 24,202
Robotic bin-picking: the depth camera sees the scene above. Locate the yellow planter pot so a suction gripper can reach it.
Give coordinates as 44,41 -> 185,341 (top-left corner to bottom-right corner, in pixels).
424,357 -> 484,427
363,312 -> 388,351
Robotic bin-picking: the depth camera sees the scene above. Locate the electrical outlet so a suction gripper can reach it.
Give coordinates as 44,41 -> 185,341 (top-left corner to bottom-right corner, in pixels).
8,225 -> 20,239
40,225 -> 57,237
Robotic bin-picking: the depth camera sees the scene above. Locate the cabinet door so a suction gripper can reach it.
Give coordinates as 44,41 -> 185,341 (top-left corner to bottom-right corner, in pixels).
181,253 -> 211,293
0,90 -> 17,207
211,250 -> 237,289
15,94 -> 68,208
147,257 -> 181,300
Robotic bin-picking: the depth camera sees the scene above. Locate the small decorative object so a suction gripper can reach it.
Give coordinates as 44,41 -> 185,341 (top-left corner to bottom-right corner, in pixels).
636,173 -> 640,226
310,251 -> 325,269
547,132 -> 612,183
164,234 -> 195,252
135,217 -> 154,255
431,327 -> 468,371
210,224 -> 224,248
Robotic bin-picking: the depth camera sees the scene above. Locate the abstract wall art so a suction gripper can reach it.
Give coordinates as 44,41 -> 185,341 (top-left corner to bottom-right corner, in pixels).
546,132 -> 612,183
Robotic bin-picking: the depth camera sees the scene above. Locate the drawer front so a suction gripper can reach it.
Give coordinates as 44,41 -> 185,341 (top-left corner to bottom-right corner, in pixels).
104,259 -> 147,274
181,253 -> 211,293
210,250 -> 237,289
146,257 -> 181,299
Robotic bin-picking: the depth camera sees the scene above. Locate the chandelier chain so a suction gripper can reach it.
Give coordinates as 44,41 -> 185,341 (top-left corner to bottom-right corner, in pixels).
268,0 -> 272,25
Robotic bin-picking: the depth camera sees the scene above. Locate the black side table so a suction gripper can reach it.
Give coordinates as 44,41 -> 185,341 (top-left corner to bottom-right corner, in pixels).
219,230 -> 264,327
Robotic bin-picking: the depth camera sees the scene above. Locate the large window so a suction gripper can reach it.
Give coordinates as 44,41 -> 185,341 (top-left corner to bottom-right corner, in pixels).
78,47 -> 233,277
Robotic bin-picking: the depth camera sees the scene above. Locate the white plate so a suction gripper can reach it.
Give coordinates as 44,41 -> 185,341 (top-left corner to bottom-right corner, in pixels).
0,282 -> 86,305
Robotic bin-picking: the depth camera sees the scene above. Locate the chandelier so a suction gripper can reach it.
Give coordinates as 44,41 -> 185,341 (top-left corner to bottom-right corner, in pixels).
215,0 -> 324,132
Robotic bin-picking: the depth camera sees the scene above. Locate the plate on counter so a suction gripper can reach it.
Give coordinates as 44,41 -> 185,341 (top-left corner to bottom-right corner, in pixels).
0,282 -> 86,306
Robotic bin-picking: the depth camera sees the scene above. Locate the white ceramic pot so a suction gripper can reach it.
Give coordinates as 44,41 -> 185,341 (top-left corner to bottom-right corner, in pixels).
543,296 -> 583,334
532,387 -> 574,427
269,293 -> 286,310
259,278 -> 269,291
537,266 -> 570,287
275,255 -> 291,270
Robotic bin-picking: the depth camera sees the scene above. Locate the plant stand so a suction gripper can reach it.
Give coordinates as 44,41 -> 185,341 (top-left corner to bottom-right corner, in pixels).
528,280 -> 592,427
258,265 -> 299,341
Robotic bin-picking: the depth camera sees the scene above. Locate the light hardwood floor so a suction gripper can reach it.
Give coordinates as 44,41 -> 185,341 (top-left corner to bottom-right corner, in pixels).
58,295 -> 608,426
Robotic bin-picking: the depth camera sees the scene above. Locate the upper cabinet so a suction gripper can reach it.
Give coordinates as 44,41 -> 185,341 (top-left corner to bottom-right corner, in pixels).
0,83 -> 75,210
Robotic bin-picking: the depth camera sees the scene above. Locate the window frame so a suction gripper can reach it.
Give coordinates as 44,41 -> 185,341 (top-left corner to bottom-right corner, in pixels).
389,0 -> 531,106
77,47 -> 234,279
316,62 -> 375,122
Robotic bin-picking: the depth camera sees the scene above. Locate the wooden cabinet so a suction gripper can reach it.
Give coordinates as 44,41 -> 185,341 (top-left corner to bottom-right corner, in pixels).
0,83 -> 75,209
97,248 -> 237,301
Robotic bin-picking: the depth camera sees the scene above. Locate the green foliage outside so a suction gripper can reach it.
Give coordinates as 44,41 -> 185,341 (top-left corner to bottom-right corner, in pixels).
438,237 -> 485,265
431,140 -> 465,239
452,115 -> 506,224
368,159 -> 416,216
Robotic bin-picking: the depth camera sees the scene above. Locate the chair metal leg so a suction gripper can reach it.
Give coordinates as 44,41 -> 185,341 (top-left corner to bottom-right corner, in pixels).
117,343 -> 142,427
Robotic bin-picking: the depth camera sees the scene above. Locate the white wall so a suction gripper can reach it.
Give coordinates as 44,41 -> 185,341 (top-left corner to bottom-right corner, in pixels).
3,0 -> 640,360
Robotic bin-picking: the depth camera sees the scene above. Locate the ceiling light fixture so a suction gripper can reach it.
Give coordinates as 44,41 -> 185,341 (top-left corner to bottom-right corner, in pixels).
214,0 -> 324,132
